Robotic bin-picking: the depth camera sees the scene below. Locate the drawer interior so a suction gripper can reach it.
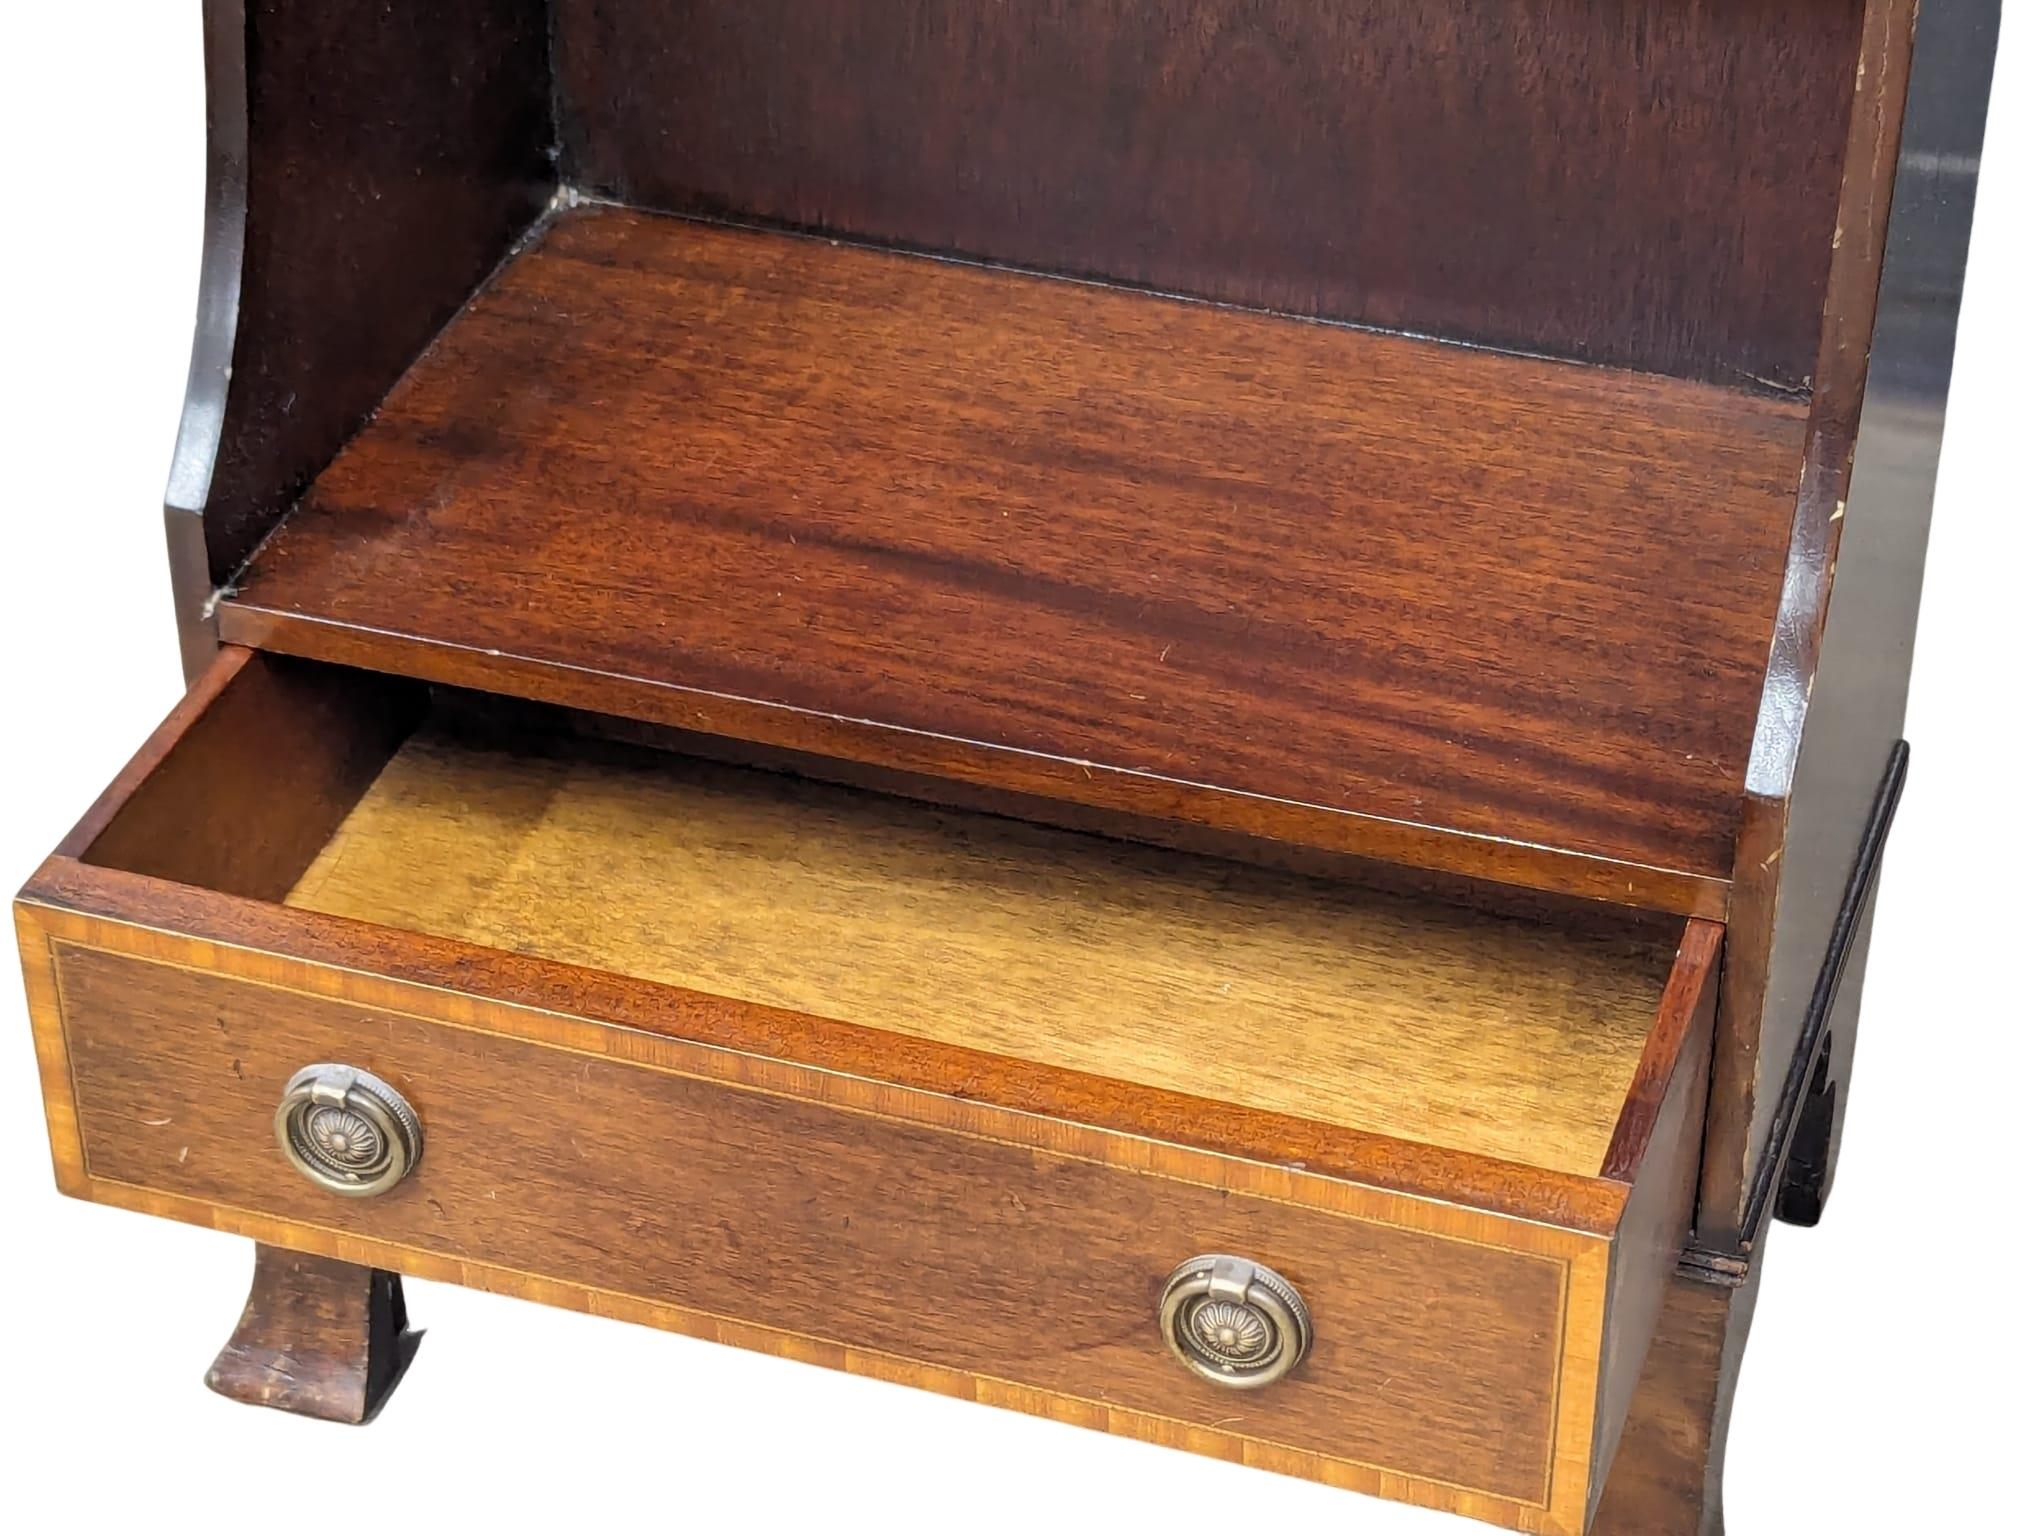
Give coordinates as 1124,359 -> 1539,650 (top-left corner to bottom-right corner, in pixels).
66,650 -> 1702,1185
27,646 -> 1722,1530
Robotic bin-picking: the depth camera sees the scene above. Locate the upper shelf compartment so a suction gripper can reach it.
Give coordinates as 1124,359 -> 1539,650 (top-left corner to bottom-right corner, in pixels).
220,206 -> 1807,918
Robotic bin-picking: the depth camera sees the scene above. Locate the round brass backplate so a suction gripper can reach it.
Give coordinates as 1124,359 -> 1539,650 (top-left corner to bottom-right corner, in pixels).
274,1063 -> 423,1197
1158,1254 -> 1313,1390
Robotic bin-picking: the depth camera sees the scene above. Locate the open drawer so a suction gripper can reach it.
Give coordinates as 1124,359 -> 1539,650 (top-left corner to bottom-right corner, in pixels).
16,649 -> 1716,1536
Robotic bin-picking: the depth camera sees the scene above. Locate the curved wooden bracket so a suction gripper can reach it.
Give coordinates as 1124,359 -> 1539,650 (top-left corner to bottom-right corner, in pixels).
163,0 -> 555,679
1683,741 -> 1908,1283
1752,740 -> 1908,1239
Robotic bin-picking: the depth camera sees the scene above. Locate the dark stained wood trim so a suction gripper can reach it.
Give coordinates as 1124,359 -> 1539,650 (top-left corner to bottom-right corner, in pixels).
1602,922 -> 1722,1184
163,0 -> 248,679
1591,957 -> 1715,1511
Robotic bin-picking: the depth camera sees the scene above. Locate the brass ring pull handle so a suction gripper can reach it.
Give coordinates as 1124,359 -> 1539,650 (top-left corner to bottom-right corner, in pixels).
1158,1254 -> 1313,1390
274,1064 -> 424,1197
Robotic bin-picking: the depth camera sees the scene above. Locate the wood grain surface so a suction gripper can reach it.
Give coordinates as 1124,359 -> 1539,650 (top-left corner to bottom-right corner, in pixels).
286,715 -> 1676,1176
75,651 -> 421,901
30,854 -> 1660,1231
16,651 -> 1720,1530
205,1245 -> 419,1423
222,207 -> 1810,915
1592,937 -> 1716,1503
552,0 -> 1862,388
185,0 -> 552,587
31,919 -> 1628,1532
29,1 -> 1978,1516
1587,1259 -> 1763,1534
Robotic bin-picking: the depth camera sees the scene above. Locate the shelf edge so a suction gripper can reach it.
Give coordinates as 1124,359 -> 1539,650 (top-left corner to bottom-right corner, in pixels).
218,601 -> 1735,922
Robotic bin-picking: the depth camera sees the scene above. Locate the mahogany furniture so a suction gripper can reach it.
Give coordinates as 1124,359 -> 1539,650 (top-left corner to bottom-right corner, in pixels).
17,3 -> 2000,1532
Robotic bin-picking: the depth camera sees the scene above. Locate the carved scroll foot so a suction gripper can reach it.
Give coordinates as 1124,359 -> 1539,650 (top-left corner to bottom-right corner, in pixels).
1590,1263 -> 1762,1536
205,1244 -> 420,1423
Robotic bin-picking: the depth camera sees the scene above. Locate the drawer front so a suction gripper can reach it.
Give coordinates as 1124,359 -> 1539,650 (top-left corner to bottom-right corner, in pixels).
22,910 -> 1616,1534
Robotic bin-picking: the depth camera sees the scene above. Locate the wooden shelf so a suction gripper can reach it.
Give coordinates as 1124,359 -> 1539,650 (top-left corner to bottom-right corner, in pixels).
222,205 -> 1808,916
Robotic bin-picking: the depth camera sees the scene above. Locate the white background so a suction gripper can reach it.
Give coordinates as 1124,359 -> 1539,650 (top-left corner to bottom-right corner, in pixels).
2,7 -> 2033,1532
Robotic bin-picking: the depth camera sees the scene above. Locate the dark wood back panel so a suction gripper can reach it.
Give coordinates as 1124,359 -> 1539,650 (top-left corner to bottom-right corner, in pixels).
553,0 -> 1865,386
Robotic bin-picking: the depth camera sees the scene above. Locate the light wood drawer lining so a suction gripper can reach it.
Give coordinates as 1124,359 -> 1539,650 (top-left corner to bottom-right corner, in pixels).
284,713 -> 1677,1177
